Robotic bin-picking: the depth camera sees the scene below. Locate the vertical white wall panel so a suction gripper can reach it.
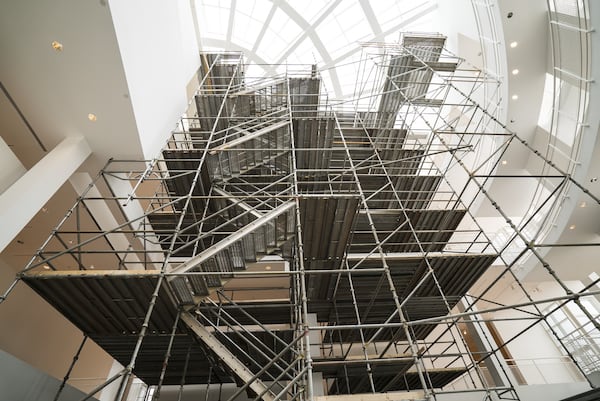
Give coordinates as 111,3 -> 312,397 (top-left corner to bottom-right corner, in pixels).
109,0 -> 201,159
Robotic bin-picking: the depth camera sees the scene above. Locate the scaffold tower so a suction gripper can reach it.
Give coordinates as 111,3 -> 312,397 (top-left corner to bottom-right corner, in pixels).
4,33 -> 600,401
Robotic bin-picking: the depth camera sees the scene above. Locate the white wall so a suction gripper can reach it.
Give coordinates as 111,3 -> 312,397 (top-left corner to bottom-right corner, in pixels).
0,257 -> 114,394
487,279 -> 587,385
0,350 -> 95,401
515,382 -> 592,401
109,0 -> 201,159
435,0 -> 482,56
436,382 -> 591,401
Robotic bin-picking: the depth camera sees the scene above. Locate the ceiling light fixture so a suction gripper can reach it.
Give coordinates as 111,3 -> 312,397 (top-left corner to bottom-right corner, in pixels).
501,160 -> 508,165
265,265 -> 272,270
51,41 -> 63,51
88,113 -> 97,122
43,265 -> 50,270
512,95 -> 518,100
580,201 -> 587,208
512,69 -> 519,75
569,224 -> 576,230
510,41 -> 518,48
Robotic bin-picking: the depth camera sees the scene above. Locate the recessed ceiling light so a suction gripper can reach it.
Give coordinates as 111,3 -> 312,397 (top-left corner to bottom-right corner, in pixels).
580,201 -> 587,208
51,41 -> 63,52
591,177 -> 598,182
88,113 -> 97,122
511,94 -> 518,100
501,160 -> 508,165
569,224 -> 576,230
265,265 -> 272,270
43,265 -> 50,270
512,69 -> 519,75
510,41 -> 518,48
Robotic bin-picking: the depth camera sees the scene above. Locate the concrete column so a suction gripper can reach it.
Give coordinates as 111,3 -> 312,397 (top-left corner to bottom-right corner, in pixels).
0,136 -> 91,253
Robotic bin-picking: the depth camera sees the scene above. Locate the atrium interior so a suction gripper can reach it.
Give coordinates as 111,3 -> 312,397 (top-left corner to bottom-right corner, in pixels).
1,1 -> 599,401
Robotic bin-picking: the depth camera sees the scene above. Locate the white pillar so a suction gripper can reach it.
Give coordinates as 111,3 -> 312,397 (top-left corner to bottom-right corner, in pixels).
307,313 -> 325,396
102,173 -> 164,268
0,136 -> 91,253
70,172 -> 144,270
0,135 -> 26,194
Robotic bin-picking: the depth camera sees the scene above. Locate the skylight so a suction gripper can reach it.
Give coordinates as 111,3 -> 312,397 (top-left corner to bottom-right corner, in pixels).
194,0 -> 438,99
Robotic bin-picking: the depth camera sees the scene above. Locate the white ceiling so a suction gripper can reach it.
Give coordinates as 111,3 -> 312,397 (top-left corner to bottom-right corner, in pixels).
0,0 -> 144,167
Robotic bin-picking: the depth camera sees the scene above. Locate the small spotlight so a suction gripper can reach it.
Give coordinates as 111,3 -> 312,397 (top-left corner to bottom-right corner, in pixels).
463,330 -> 468,335
591,177 -> 598,183
51,41 -> 63,52
43,265 -> 51,270
580,201 -> 587,208
501,160 -> 508,165
265,265 -> 272,270
511,95 -> 518,100
88,113 -> 97,122
569,224 -> 576,230
512,69 -> 519,75
510,41 -> 518,48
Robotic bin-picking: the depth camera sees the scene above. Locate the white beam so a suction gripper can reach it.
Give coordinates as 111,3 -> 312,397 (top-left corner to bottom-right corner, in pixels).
0,136 -> 91,253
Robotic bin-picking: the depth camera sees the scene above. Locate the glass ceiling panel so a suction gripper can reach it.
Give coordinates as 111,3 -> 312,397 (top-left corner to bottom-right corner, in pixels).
264,8 -> 303,62
286,0 -> 332,24
374,0 -> 434,29
194,0 -> 440,99
231,1 -> 271,48
316,2 -> 372,61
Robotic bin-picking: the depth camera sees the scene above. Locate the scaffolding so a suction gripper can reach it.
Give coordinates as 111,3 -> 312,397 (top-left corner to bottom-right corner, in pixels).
3,33 -> 600,401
